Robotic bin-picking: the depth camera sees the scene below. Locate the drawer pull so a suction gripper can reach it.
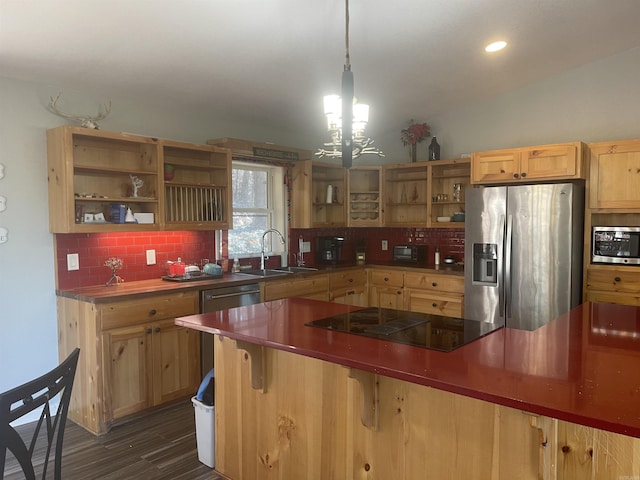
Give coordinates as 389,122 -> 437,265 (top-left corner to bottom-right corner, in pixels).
384,277 -> 389,282
149,309 -> 157,316
432,282 -> 438,287
432,303 -> 438,308
154,327 -> 161,333
614,277 -> 621,282
521,172 -> 527,178
146,328 -> 152,334
348,278 -> 354,283
513,173 -> 519,179
397,290 -> 402,295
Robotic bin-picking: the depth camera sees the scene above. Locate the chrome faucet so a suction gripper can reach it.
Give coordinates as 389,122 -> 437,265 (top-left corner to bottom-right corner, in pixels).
260,228 -> 286,270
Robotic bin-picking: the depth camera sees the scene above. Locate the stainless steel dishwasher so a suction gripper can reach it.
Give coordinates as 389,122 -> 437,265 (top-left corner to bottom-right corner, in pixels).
200,283 -> 261,373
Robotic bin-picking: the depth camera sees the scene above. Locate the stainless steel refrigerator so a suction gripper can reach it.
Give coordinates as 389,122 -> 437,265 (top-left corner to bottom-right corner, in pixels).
464,182 -> 584,330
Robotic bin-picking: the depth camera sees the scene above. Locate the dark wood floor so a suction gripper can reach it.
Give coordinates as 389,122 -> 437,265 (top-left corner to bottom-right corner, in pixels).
4,399 -> 226,480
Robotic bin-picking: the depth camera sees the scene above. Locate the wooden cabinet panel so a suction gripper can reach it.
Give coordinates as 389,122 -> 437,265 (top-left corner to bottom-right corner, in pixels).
152,318 -> 201,405
586,269 -> 640,294
404,290 -> 463,317
101,291 -> 199,329
263,274 -> 330,301
471,149 -> 520,184
369,269 -> 403,288
329,269 -> 368,306
472,142 -> 584,185
521,143 -> 579,180
404,271 -> 464,293
589,139 -> 640,209
585,290 -> 640,307
103,323 -> 152,419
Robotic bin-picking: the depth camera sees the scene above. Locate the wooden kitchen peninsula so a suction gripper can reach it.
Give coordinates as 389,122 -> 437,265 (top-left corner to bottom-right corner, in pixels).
176,299 -> 640,480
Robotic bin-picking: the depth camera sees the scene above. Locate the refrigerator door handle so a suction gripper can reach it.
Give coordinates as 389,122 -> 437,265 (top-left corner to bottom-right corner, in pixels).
505,214 -> 513,319
498,215 -> 506,318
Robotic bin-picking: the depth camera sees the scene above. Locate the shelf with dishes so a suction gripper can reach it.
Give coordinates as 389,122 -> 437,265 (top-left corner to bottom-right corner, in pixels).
427,158 -> 470,228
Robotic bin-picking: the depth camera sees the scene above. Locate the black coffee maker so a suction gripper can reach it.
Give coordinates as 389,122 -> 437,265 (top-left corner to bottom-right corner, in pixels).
316,236 -> 344,265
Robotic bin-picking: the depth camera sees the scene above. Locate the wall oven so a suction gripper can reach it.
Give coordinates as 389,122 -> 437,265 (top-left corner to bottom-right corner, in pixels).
592,226 -> 640,265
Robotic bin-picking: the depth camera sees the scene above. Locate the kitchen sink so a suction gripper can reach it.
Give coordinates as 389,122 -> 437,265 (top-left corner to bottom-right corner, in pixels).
240,266 -> 319,277
239,269 -> 293,277
274,266 -> 319,273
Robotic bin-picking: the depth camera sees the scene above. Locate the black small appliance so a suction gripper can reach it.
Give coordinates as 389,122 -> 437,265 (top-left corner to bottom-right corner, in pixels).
316,236 -> 344,264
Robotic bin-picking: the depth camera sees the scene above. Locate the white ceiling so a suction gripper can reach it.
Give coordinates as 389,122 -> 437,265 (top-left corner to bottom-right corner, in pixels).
2,0 -> 640,142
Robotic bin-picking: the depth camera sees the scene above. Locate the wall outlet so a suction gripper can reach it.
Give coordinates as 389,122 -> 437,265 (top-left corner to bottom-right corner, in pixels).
146,249 -> 156,265
381,240 -> 388,251
67,253 -> 79,271
300,241 -> 311,253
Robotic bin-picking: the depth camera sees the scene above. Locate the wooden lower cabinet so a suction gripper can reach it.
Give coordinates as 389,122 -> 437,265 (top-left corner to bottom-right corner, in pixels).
368,268 -> 404,309
57,290 -> 200,434
262,274 -> 330,301
214,337 -> 638,480
585,267 -> 640,306
404,271 -> 464,317
103,317 -> 200,420
329,268 -> 367,306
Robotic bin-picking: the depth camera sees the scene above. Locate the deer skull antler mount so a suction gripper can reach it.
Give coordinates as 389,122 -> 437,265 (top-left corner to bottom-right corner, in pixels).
47,93 -> 111,129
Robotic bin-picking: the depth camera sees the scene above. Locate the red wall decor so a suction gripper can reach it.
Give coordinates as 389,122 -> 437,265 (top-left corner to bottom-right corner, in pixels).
55,231 -> 216,290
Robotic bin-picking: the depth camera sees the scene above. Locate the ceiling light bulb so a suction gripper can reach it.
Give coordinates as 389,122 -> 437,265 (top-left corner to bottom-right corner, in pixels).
485,41 -> 507,53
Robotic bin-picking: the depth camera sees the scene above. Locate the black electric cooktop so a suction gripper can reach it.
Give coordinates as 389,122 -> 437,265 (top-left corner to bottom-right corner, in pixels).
305,307 -> 502,352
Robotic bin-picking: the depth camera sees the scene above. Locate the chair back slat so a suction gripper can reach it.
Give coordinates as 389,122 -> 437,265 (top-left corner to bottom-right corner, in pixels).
0,348 -> 80,480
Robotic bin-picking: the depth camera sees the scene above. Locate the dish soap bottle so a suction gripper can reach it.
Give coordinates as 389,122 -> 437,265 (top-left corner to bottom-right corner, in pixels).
434,247 -> 440,266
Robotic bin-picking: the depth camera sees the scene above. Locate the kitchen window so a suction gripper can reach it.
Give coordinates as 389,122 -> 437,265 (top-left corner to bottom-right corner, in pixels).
220,161 -> 287,259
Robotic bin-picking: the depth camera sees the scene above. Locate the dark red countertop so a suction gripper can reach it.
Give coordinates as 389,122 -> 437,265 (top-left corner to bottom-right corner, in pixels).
175,298 -> 640,438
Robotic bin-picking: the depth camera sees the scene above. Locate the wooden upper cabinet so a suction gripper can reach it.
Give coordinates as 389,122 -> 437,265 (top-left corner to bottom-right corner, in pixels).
589,139 -> 640,209
161,140 -> 232,230
46,126 -> 231,233
290,160 -> 346,228
471,149 -> 520,184
471,142 -> 584,185
47,126 -> 161,233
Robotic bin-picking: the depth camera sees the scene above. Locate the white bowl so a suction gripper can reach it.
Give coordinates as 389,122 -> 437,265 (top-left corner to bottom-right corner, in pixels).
436,216 -> 451,222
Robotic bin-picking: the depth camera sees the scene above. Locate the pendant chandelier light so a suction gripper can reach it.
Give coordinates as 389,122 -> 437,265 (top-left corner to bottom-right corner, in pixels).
316,0 -> 384,168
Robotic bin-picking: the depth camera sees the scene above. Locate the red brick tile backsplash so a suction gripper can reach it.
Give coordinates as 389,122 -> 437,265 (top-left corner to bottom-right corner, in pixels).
291,227 -> 465,267
55,227 -> 465,289
55,231 -> 216,290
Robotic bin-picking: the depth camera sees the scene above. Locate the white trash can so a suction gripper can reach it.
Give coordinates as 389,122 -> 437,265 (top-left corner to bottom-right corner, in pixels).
191,396 -> 215,468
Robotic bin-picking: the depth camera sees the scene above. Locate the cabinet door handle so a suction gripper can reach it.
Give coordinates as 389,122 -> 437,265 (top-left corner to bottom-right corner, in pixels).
520,172 -> 527,178
154,327 -> 161,333
146,328 -> 152,334
347,289 -> 355,295
149,309 -> 157,316
432,303 -> 438,308
614,277 -> 621,282
432,282 -> 438,287
397,290 -> 402,295
513,173 -> 520,179
384,277 -> 389,282
348,278 -> 354,283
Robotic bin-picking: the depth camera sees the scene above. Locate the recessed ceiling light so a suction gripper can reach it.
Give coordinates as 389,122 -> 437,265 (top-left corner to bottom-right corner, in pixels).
485,41 -> 507,53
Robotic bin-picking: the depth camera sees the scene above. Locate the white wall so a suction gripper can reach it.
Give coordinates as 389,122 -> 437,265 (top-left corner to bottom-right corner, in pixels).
374,46 -> 640,161
0,77 -> 309,399
1,45 -> 639,404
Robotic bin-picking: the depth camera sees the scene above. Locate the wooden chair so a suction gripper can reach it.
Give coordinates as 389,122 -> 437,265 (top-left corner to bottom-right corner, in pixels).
0,348 -> 80,480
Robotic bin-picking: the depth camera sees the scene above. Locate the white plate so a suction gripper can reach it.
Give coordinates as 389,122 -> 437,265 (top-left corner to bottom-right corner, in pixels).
436,216 -> 451,222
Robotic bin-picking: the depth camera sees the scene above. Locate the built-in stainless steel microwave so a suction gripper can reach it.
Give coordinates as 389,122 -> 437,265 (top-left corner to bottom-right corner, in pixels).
592,226 -> 640,265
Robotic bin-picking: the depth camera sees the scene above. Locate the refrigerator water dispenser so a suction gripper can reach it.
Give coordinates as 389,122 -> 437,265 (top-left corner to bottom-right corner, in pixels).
472,243 -> 497,285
